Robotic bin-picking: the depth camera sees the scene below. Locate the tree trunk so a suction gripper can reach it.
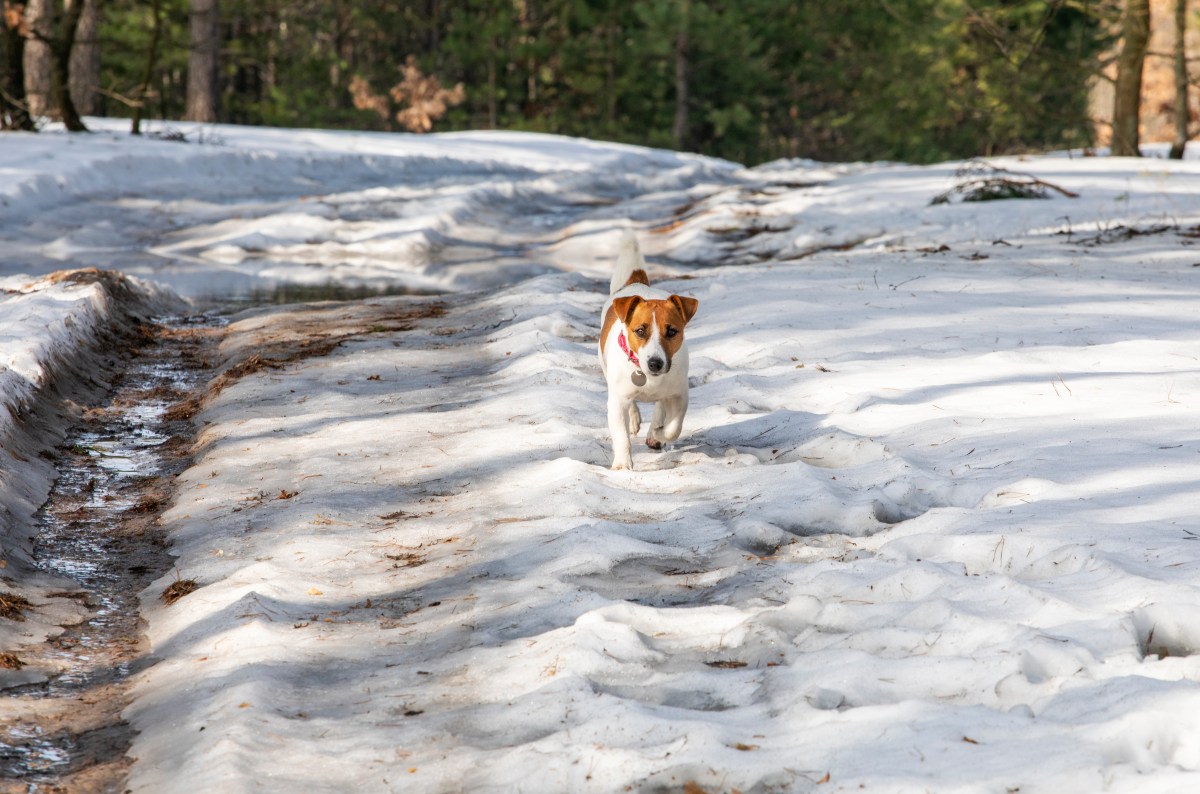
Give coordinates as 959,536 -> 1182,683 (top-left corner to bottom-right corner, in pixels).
185,0 -> 218,122
131,0 -> 161,135
1111,0 -> 1150,157
329,0 -> 343,109
67,0 -> 97,115
1,1 -> 35,129
605,23 -> 616,128
522,15 -> 536,116
22,0 -> 50,117
49,0 -> 86,130
670,0 -> 689,150
1168,0 -> 1189,159
486,46 -> 496,128
427,0 -> 439,53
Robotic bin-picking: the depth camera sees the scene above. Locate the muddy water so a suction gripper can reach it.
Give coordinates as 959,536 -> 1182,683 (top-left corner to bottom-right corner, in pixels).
0,313 -> 222,792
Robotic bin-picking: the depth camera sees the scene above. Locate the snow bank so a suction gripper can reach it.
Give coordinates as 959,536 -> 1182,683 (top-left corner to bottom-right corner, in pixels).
0,270 -> 181,684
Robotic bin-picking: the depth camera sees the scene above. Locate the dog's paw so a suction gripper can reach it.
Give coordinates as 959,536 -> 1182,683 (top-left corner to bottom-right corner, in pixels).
611,459 -> 633,471
645,436 -> 663,451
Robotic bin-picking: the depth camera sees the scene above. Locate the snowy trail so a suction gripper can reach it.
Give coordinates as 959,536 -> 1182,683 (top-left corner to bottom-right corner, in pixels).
2,124 -> 1200,792
135,211 -> 1200,791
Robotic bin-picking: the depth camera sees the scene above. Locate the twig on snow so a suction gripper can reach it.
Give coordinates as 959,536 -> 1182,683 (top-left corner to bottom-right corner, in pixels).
932,161 -> 1079,205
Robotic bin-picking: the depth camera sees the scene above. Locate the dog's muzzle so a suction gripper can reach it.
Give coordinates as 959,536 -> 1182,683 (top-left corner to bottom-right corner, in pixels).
646,355 -> 667,375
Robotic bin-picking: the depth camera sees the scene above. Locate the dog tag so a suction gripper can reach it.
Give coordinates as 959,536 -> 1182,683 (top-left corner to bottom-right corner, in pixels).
631,369 -> 646,387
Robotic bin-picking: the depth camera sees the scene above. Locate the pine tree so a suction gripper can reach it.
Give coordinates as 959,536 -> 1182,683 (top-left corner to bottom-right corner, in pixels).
23,0 -> 50,116
1112,0 -> 1150,156
1168,0 -> 1189,159
184,0 -> 217,121
1,0 -> 35,129
68,0 -> 98,115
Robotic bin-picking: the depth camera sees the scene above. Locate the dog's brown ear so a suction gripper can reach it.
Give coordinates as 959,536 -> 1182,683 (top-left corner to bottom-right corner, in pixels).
670,295 -> 699,324
612,296 -> 643,327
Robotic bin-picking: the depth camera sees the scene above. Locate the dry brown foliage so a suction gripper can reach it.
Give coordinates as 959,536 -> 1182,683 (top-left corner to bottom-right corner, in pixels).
0,591 -> 31,621
161,578 -> 199,605
350,56 -> 464,133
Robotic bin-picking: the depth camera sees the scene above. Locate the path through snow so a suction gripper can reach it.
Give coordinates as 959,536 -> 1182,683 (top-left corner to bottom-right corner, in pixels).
2,122 -> 1200,792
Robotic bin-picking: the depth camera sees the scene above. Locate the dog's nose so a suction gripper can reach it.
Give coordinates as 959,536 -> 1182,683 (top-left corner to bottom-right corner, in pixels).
646,356 -> 666,374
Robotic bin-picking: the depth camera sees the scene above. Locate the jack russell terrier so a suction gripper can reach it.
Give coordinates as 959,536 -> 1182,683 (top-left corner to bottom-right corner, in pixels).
599,231 -> 699,470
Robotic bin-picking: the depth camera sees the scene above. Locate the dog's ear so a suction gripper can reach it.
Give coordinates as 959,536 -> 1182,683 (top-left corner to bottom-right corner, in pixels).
670,295 -> 699,324
612,296 -> 643,327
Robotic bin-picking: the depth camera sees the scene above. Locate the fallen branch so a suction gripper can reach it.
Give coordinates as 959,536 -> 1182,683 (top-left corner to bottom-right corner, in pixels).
932,162 -> 1078,205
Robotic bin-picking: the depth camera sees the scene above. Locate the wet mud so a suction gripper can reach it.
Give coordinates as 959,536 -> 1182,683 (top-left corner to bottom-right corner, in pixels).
0,314 -> 222,793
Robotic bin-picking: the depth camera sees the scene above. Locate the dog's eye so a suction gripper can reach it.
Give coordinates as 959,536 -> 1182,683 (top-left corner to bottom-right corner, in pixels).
665,327 -> 678,338
634,326 -> 648,338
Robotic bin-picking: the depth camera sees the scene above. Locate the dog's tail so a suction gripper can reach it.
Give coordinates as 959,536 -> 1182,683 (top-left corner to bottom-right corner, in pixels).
610,229 -> 645,295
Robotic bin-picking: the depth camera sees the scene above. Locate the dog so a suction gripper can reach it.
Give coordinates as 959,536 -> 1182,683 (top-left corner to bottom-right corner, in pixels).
599,231 -> 699,470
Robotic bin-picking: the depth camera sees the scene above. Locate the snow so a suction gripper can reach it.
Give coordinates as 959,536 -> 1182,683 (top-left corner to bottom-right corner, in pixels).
3,118 -> 1200,791
1,118 -> 737,300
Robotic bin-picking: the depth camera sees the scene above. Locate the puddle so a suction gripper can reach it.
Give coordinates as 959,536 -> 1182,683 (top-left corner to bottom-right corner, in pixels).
0,312 -> 221,788
137,268 -> 444,311
221,280 -> 437,307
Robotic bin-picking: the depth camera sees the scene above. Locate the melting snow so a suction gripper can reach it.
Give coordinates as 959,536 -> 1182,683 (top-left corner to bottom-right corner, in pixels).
2,119 -> 1200,791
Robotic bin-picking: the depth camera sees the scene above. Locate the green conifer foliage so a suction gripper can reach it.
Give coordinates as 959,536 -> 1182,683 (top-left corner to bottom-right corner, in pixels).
94,0 -> 1109,164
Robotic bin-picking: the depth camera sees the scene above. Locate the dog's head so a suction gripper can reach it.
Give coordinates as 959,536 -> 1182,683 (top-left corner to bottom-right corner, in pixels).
612,294 -> 699,376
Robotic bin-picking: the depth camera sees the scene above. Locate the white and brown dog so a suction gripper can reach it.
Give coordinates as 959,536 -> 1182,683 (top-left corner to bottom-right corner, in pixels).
599,231 -> 699,470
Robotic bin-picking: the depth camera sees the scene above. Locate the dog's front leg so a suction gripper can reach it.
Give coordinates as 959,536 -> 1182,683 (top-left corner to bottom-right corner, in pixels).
626,402 -> 641,435
608,396 -> 634,470
647,395 -> 688,449
646,400 -> 667,450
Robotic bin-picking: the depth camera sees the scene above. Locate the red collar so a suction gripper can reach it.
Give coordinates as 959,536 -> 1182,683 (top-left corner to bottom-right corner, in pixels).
618,331 -> 640,367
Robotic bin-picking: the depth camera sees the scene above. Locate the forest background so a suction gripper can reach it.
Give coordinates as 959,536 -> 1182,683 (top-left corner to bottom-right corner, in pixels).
1,0 -> 1197,166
